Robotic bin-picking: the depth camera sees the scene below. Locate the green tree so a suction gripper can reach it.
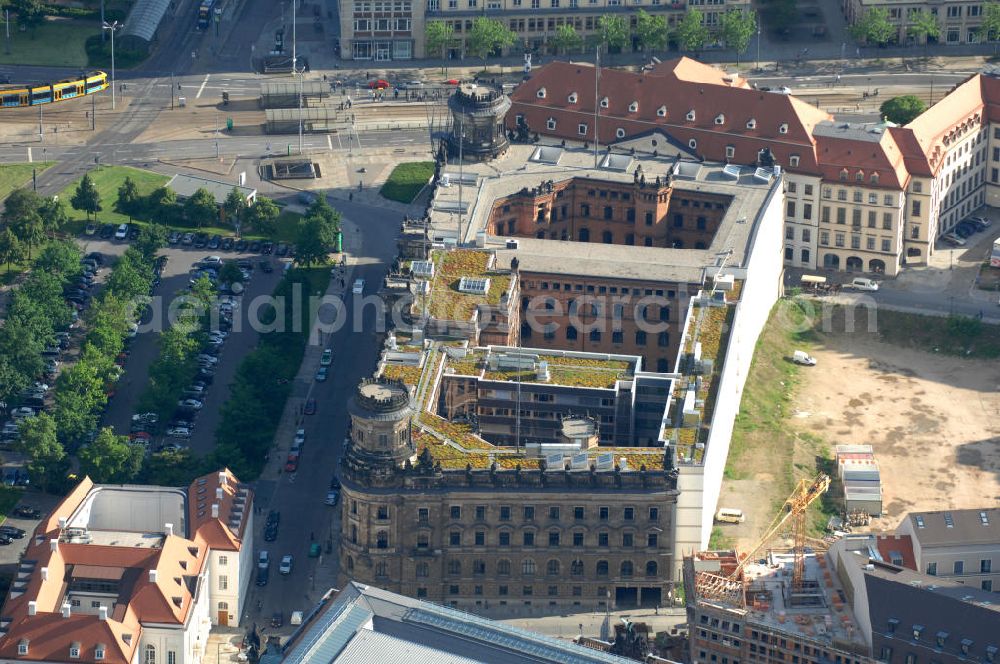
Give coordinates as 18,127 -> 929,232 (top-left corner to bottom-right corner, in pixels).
105,248 -> 153,300
134,224 -> 167,261
425,20 -> 457,68
850,7 -> 896,46
85,294 -> 129,357
223,188 -> 247,230
676,9 -> 710,52
218,261 -> 243,286
245,196 -> 280,235
979,1 -> 1000,50
595,15 -> 629,52
720,9 -> 757,63
634,10 -> 668,53
53,359 -> 106,445
39,197 -> 68,239
184,187 -> 218,228
71,173 -> 102,222
306,196 -> 340,233
16,413 -> 68,492
907,9 -> 940,46
551,23 -> 583,55
147,186 -> 177,211
294,216 -> 336,266
139,448 -> 209,486
10,0 -> 44,35
764,0 -> 797,36
18,272 -> 72,332
116,176 -> 142,217
466,17 -> 517,70
879,95 -> 927,125
79,427 -> 143,483
35,239 -> 81,280
3,188 -> 44,258
0,228 -> 25,274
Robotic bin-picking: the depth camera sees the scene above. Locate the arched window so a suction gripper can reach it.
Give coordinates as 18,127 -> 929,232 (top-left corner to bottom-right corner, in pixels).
546,559 -> 560,576
497,559 -> 511,575
347,556 -> 354,571
376,531 -> 388,549
145,646 -> 156,664
522,558 -> 536,575
620,560 -> 634,578
578,228 -> 590,242
646,561 -> 658,577
571,559 -> 584,576
602,230 -> 613,244
350,524 -> 357,544
597,560 -> 609,576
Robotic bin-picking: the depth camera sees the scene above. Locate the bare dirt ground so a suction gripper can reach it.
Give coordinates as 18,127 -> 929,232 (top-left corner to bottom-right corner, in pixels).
718,303 -> 1000,551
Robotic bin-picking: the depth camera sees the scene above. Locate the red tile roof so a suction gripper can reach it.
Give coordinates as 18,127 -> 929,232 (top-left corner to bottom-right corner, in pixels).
875,533 -> 916,571
187,469 -> 252,551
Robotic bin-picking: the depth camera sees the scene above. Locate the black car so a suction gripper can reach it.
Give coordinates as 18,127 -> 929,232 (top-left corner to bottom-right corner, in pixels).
271,611 -> 284,628
263,524 -> 278,542
168,231 -> 181,244
329,476 -> 341,491
196,370 -> 215,385
249,241 -> 261,252
267,510 -> 281,525
100,224 -> 116,239
13,506 -> 41,519
128,226 -> 141,241
0,534 -> 11,546
86,252 -> 105,265
194,233 -> 209,248
276,243 -> 288,256
221,237 -> 234,251
255,566 -> 269,586
261,242 -> 274,255
234,239 -> 248,252
208,235 -> 221,249
0,526 -> 25,539
259,261 -> 273,273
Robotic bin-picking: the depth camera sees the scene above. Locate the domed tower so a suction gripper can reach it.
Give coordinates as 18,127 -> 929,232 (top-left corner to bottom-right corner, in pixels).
447,83 -> 511,162
343,379 -> 414,482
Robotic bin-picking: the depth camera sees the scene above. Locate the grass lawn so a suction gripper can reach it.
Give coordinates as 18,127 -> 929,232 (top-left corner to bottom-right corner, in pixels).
0,487 -> 24,526
0,19 -> 92,68
380,161 -> 434,204
58,165 -> 169,228
0,163 -> 54,202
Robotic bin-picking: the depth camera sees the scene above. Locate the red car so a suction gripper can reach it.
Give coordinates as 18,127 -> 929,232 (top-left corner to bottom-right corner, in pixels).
304,398 -> 316,415
284,454 -> 299,473
368,79 -> 390,89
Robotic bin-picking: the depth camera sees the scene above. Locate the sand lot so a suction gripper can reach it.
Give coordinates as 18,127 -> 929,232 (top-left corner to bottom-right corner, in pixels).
719,307 -> 1000,550
799,333 -> 1000,527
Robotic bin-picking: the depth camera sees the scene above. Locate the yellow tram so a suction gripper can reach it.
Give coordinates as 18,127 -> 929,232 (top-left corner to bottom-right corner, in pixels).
1,71 -> 109,108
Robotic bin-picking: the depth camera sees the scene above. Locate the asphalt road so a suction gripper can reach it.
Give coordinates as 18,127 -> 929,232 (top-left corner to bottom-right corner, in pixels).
243,195 -> 402,627
99,242 -> 286,454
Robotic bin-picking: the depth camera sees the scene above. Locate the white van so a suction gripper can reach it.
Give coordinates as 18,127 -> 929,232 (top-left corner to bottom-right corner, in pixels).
352,278 -> 365,295
849,278 -> 879,292
114,224 -> 129,240
715,508 -> 745,524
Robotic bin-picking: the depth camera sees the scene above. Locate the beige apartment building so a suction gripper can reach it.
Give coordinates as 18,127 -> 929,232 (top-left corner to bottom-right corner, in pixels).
339,0 -> 750,61
843,0 -> 989,45
895,508 -> 1000,592
515,58 -> 1000,276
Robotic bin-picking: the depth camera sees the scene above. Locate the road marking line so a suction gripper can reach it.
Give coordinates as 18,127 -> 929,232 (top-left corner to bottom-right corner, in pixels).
27,147 -> 31,163
327,135 -> 332,151
196,74 -> 211,99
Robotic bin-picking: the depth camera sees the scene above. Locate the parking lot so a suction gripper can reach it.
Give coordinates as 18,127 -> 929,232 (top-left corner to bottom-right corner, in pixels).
98,238 -> 286,456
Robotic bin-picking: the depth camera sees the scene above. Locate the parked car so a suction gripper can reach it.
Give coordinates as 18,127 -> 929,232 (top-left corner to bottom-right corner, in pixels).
284,454 -> 299,472
304,398 -> 316,415
114,224 -> 129,240
168,231 -> 181,244
276,243 -> 288,256
166,427 -> 192,438
177,399 -> 203,410
315,367 -> 328,382
194,233 -> 209,248
968,215 -> 992,229
221,237 -> 235,251
84,222 -> 97,236
261,242 -> 274,255
13,505 -> 41,519
264,523 -> 278,542
235,239 -> 248,252
329,476 -> 340,491
848,278 -> 879,292
255,566 -> 269,586
271,611 -> 283,628
941,233 -> 966,246
792,350 -> 817,366
279,555 -> 293,574
208,235 -> 221,249
11,407 -> 36,420
181,232 -> 195,246
320,349 -> 333,366
259,260 -> 273,273
100,223 -> 116,239
352,279 -> 365,295
197,354 -> 219,366
249,241 -> 261,252
258,550 -> 270,569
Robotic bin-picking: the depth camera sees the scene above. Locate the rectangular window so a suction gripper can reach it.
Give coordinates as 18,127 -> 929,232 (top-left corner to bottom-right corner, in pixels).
500,505 -> 511,521
881,239 -> 891,252
981,559 -> 992,573
549,531 -> 559,546
475,505 -> 486,520
598,532 -> 609,546
599,506 -> 609,521
912,200 -> 921,216
574,506 -> 584,520
955,560 -> 965,574
573,532 -> 584,546
475,531 -> 485,546
219,575 -> 228,590
218,556 -> 228,565
450,531 -> 461,546
524,506 -> 534,520
523,532 -> 535,546
927,562 -> 937,575
649,507 -> 659,521
883,213 -> 893,230
499,531 -> 510,546
803,203 -> 812,220
548,506 -> 560,520
622,532 -> 634,547
450,506 -> 461,519
648,532 -> 658,547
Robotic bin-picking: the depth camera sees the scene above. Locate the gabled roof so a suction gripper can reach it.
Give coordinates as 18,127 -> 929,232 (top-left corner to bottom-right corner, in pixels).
903,74 -> 986,176
904,507 -> 1000,547
0,613 -> 140,664
648,56 -> 750,88
874,534 -> 916,570
187,468 -> 252,551
813,122 -> 910,189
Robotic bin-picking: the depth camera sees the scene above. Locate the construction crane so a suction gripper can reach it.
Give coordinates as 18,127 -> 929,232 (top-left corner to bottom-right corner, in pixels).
695,473 -> 831,607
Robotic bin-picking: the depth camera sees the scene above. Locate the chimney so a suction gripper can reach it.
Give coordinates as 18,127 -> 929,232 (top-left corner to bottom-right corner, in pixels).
148,570 -> 158,583
27,601 -> 37,616
215,487 -> 224,500
211,503 -> 219,519
40,567 -> 48,582
98,607 -> 108,621
61,603 -> 71,618
58,517 -> 67,530
49,539 -> 58,553
164,523 -> 173,537
218,471 -> 227,487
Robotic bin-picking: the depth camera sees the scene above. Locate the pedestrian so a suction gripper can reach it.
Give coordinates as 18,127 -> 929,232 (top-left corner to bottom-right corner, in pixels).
310,531 -> 314,541
349,192 -> 353,201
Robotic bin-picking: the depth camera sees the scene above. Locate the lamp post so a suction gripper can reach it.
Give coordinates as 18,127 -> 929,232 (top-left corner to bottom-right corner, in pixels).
755,20 -> 761,72
102,21 -> 121,110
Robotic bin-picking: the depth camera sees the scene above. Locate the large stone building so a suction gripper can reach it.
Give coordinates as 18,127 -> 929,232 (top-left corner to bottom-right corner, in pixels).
338,0 -> 750,61
339,136 -> 786,615
0,471 -> 253,664
843,0 -> 990,46
892,507 -> 1000,592
512,56 -> 1000,276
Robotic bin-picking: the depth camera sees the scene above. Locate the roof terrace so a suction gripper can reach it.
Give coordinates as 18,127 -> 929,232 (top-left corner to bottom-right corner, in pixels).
416,250 -> 514,322
444,347 -> 637,389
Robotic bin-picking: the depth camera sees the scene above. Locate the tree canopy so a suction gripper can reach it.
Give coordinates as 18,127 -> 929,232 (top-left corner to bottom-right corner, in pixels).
70,173 -> 102,221
184,187 -> 218,228
676,9 -> 711,52
879,95 -> 927,125
425,21 -> 457,65
16,413 -> 68,493
466,17 -> 516,66
246,196 -> 280,235
79,427 -> 143,483
223,188 -> 247,229
720,10 -> 757,62
850,7 -> 895,45
634,10 -> 668,53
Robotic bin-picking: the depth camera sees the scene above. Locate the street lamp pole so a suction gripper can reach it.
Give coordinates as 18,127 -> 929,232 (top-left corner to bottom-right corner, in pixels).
102,21 -> 121,110
4,10 -> 10,56
293,0 -> 303,155
755,21 -> 761,72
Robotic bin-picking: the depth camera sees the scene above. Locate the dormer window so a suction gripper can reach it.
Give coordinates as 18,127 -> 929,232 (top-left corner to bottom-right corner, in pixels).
628,101 -> 638,113
936,632 -> 949,649
870,173 -> 879,185
855,171 -> 864,182
686,110 -> 696,121
537,87 -> 547,99
961,640 -> 974,656
715,113 -> 725,125
657,105 -> 666,117
778,123 -> 789,134
546,117 -> 556,130
789,155 -> 800,167
616,128 -> 626,138
986,645 -> 997,663
568,92 -> 577,103
70,642 -> 81,659
913,625 -> 925,641
840,168 -> 849,181
725,146 -> 735,159
18,640 -> 28,656
688,138 -> 697,149
95,646 -> 106,661
600,97 -> 609,108
746,118 -> 756,129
